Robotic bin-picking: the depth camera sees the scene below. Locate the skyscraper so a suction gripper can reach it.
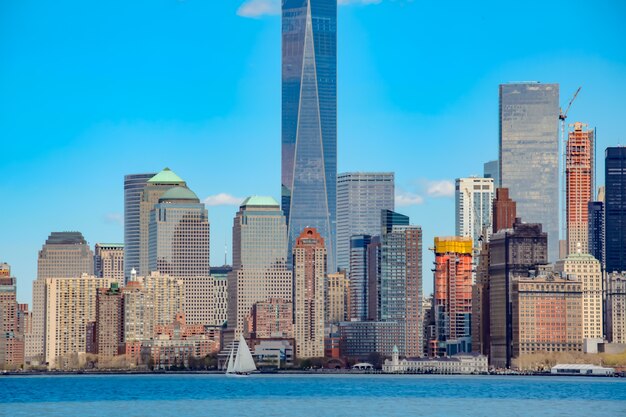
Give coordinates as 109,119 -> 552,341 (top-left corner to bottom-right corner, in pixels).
566,122 -> 594,255
138,168 -> 186,277
381,224 -> 423,357
492,188 -> 517,234
455,177 -> 494,247
94,243 -> 124,283
293,228 -> 326,358
29,232 -> 94,364
337,172 -> 394,272
149,186 -> 210,278
605,147 -> 626,273
489,219 -> 548,368
349,234 -> 372,321
228,197 -> 293,337
124,173 -> 156,281
588,201 -> 604,268
433,237 -> 473,356
282,0 -> 337,272
499,82 -> 559,261
484,160 -> 500,188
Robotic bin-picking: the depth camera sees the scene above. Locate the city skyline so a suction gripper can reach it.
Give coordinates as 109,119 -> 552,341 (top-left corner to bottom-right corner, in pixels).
2,1 -> 626,304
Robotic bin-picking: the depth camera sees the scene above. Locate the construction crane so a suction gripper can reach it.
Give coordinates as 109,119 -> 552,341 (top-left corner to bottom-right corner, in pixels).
559,86 -> 582,251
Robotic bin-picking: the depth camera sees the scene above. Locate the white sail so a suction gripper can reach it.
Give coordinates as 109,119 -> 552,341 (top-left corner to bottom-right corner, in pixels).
233,335 -> 257,373
225,345 -> 235,374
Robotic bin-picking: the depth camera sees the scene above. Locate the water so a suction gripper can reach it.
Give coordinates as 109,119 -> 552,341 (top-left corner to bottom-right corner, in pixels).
1,374 -> 625,416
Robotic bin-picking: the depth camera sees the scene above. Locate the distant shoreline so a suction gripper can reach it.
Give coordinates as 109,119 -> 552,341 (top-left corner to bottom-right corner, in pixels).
2,370 -> 621,378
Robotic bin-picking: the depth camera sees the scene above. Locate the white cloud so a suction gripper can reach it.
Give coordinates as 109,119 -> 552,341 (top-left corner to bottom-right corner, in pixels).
237,0 -> 382,18
104,212 -> 123,226
395,191 -> 424,207
204,193 -> 244,206
237,0 -> 280,18
425,180 -> 455,198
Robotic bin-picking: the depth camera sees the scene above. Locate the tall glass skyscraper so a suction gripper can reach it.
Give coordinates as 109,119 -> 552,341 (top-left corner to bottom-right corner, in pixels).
124,173 -> 156,281
337,172 -> 394,273
499,82 -> 559,261
605,147 -> 626,273
282,0 -> 337,272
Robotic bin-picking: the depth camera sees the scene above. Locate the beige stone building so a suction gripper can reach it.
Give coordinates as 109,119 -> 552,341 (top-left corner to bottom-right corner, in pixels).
122,273 -> 155,343
29,232 -> 94,364
325,271 -> 349,324
45,274 -> 115,368
227,197 -> 292,337
138,168 -> 186,276
555,252 -> 603,341
142,271 -> 184,327
94,243 -> 124,284
512,273 -> 582,360
293,228 -> 326,358
607,272 -> 626,344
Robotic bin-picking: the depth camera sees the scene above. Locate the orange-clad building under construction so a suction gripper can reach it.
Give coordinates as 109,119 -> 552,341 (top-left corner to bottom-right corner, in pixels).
432,237 -> 473,356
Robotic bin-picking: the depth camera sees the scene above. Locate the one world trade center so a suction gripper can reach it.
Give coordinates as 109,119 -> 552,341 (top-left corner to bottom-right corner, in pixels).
282,0 -> 337,272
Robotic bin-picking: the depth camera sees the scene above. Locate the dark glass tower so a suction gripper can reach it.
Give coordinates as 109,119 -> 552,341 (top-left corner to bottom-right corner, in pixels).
605,147 -> 626,273
588,201 -> 604,268
282,0 -> 337,272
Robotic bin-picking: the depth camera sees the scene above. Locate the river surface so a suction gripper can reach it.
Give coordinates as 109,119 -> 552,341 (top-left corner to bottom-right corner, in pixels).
1,374 -> 625,416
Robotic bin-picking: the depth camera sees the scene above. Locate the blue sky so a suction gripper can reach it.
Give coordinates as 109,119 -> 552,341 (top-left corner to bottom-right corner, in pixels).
1,0 -> 625,304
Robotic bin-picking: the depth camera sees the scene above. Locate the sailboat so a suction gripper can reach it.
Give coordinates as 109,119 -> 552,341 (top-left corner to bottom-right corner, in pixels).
225,335 -> 257,376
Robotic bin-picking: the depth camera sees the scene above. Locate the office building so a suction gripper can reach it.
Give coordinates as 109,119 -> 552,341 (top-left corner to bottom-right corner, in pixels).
337,172 -> 394,272
555,252 -> 603,341
588,200 -> 604,268
29,232 -> 94,364
138,168 -> 186,276
45,274 -> 115,368
605,147 -> 626,273
566,122 -> 594,255
381,224 -> 423,357
282,0 -> 337,272
94,243 -> 124,283
484,160 -> 500,188
293,227 -> 326,358
512,271 -> 583,360
606,272 -> 626,344
95,283 -> 124,358
325,271 -> 349,324
455,177 -> 494,247
148,185 -> 210,324
499,82 -> 559,261
366,236 -> 382,321
489,219 -> 548,368
433,237 -> 473,356
349,234 -> 372,321
124,173 -> 156,281
338,320 -> 404,359
210,266 -> 231,327
228,197 -> 292,337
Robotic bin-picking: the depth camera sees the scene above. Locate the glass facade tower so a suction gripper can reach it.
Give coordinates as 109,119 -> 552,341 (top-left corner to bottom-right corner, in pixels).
499,83 -> 559,262
605,147 -> 626,273
124,173 -> 156,281
282,0 -> 337,272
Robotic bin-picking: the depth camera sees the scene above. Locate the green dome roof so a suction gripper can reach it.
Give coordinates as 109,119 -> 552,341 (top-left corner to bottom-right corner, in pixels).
159,186 -> 199,202
148,168 -> 185,185
240,196 -> 279,207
